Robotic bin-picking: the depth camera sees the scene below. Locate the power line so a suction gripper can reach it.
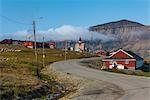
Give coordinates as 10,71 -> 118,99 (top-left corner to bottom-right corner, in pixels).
0,14 -> 32,25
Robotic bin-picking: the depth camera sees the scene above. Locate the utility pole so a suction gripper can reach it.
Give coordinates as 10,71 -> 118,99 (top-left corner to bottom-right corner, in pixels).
33,20 -> 39,77
91,32 -> 93,53
64,40 -> 67,60
42,37 -> 45,68
29,36 -> 31,41
26,34 -> 28,42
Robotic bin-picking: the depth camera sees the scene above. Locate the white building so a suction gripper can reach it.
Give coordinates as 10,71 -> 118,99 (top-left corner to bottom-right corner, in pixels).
75,37 -> 85,52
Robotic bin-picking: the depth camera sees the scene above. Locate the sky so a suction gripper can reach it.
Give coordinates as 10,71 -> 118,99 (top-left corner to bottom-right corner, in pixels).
0,0 -> 149,41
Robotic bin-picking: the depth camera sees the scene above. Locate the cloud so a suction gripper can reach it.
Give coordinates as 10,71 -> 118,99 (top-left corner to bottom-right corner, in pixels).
0,30 -> 30,41
39,25 -> 86,41
0,25 -> 115,42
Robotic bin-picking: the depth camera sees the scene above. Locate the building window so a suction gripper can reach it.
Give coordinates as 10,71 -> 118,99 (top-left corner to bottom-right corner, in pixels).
109,60 -> 113,64
125,60 -> 129,64
109,61 -> 111,64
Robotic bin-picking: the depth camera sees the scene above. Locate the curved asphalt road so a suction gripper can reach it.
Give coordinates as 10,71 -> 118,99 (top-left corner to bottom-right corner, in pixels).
51,58 -> 150,100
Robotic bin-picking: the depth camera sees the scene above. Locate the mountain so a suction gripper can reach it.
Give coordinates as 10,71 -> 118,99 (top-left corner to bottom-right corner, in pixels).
89,19 -> 144,32
89,19 -> 150,59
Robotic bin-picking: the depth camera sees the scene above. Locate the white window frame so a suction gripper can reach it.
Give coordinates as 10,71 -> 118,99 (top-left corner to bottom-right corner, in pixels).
125,60 -> 129,64
109,60 -> 113,64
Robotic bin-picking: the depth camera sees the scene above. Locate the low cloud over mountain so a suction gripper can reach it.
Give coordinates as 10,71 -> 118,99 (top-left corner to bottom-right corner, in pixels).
0,25 -> 115,42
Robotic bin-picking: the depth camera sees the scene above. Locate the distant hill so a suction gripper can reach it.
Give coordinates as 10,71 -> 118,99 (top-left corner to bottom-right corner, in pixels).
89,19 -> 144,32
89,19 -> 150,59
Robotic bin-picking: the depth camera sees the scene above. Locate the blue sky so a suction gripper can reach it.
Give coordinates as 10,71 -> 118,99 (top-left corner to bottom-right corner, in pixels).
0,0 -> 149,39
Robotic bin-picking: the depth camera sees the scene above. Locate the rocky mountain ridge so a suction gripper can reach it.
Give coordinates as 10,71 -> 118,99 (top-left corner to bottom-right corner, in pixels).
89,19 -> 150,59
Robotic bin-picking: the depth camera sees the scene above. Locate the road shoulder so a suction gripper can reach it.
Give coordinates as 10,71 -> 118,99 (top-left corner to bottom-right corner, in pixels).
50,61 -> 124,100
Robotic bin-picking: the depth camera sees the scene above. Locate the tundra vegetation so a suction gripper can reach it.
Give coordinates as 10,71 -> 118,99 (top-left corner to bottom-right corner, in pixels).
0,44 -> 91,99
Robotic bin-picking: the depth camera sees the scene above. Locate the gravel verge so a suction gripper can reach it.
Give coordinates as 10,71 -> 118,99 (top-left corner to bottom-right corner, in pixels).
49,65 -> 124,100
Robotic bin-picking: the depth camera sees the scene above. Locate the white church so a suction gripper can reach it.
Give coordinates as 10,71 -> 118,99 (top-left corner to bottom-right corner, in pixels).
74,37 -> 85,52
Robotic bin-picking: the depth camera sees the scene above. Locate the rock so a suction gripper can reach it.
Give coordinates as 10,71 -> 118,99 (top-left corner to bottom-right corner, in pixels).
0,48 -> 21,52
1,90 -> 14,100
14,50 -> 21,52
46,92 -> 61,100
17,85 -> 50,99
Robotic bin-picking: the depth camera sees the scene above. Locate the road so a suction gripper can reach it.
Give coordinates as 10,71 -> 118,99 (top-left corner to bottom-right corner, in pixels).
51,58 -> 150,100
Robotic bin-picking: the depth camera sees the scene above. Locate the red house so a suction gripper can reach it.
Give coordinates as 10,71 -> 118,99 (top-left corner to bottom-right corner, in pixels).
23,41 -> 34,48
102,49 -> 144,70
95,50 -> 107,57
0,39 -> 13,44
49,42 -> 55,49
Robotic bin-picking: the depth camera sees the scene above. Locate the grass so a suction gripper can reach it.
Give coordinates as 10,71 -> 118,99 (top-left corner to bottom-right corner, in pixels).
0,44 -> 91,98
81,60 -> 103,70
81,59 -> 150,77
106,68 -> 150,77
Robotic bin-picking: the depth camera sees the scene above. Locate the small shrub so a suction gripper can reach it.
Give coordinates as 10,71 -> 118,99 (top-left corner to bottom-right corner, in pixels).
39,73 -> 53,84
134,70 -> 144,76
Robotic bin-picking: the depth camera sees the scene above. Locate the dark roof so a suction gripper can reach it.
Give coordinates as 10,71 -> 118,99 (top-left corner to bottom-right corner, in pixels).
126,51 -> 143,60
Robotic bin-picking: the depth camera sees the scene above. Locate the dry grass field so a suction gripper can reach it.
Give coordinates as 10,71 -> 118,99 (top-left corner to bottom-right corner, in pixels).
0,44 -> 91,99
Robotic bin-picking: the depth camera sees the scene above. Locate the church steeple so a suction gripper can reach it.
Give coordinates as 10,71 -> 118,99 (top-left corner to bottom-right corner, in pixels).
79,37 -> 82,42
78,37 -> 82,43
75,37 -> 85,52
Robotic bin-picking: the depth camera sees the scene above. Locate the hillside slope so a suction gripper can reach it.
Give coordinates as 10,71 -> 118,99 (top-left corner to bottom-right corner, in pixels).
89,20 -> 150,59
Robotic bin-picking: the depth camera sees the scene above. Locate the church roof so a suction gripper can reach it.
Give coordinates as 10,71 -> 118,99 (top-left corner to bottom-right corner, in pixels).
79,37 -> 82,41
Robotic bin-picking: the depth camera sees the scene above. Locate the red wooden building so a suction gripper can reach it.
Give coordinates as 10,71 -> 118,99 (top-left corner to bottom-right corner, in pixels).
23,41 -> 33,48
102,49 -> 144,70
23,41 -> 52,48
49,42 -> 55,49
95,50 -> 107,57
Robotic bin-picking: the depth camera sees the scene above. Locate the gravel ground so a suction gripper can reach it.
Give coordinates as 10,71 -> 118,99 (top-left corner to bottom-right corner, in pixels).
52,58 -> 150,100
49,65 -> 124,100
67,80 -> 124,100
